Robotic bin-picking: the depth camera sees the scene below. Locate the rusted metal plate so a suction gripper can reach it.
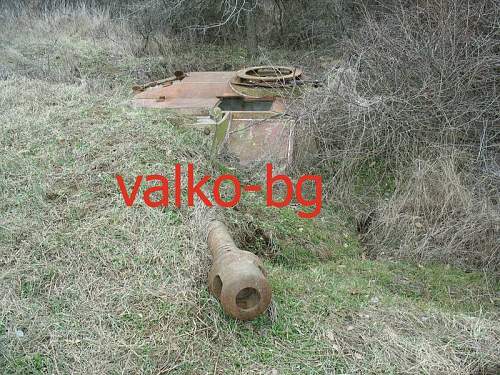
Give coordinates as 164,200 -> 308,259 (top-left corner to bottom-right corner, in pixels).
224,113 -> 292,165
133,97 -> 220,114
133,72 -> 237,114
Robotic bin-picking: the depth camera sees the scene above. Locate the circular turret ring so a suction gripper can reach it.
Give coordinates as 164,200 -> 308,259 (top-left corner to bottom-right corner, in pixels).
236,66 -> 303,83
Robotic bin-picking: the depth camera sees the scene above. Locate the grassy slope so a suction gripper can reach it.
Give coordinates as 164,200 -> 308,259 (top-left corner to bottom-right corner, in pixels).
0,8 -> 498,375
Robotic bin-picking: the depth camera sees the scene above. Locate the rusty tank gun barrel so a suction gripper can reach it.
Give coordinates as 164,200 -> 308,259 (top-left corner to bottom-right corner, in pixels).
207,221 -> 272,320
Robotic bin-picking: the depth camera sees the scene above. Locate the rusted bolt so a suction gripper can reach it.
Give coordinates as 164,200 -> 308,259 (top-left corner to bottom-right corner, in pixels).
207,221 -> 272,320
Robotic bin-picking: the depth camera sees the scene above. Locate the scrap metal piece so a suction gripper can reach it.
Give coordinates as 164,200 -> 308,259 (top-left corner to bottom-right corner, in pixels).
131,69 -> 297,165
233,113 -> 292,165
207,221 -> 272,320
132,71 -> 186,92
211,107 -> 292,166
132,71 -> 236,113
236,66 -> 303,85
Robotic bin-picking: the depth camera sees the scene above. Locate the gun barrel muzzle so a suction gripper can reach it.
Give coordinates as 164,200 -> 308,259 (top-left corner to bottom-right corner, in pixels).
207,221 -> 272,320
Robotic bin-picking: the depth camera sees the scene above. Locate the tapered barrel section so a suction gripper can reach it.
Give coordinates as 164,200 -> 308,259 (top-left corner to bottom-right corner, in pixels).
207,221 -> 272,320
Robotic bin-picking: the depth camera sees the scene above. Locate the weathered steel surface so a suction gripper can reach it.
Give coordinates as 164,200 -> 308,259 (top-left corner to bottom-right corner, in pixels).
210,97 -> 290,166
226,114 -> 292,165
207,221 -> 272,320
132,71 -> 186,92
133,72 -> 236,113
133,97 -> 220,115
132,69 -> 294,165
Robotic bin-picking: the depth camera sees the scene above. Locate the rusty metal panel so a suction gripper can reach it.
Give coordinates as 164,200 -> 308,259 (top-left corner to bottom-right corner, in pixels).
225,115 -> 292,165
133,97 -> 220,114
133,72 -> 236,114
134,71 -> 235,98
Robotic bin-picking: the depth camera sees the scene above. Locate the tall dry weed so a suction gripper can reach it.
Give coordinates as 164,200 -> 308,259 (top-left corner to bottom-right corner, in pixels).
291,0 -> 499,269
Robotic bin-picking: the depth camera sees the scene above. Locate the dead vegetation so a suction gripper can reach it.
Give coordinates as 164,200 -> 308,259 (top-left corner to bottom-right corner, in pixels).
324,304 -> 500,375
365,156 -> 499,269
291,0 -> 499,270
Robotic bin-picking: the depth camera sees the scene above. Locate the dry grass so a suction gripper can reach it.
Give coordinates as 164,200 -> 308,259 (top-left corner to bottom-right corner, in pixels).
0,75 -> 212,373
291,0 -> 499,270
324,304 -> 500,375
365,155 -> 500,269
0,3 -> 498,374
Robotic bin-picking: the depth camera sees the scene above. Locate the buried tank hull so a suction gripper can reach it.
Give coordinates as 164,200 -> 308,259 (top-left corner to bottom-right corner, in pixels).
132,67 -> 304,166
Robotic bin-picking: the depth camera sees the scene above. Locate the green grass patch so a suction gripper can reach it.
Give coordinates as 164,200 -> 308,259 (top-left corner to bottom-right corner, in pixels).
3,353 -> 49,375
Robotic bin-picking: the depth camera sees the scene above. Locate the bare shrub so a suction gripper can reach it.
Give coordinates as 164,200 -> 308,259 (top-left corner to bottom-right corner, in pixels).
294,0 -> 499,178
291,0 -> 499,269
365,155 -> 499,269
